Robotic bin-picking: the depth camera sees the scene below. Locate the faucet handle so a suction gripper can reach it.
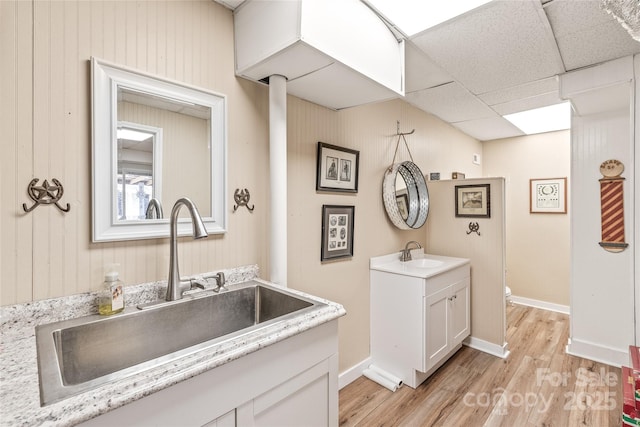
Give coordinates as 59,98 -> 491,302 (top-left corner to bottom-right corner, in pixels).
203,272 -> 227,293
189,278 -> 208,290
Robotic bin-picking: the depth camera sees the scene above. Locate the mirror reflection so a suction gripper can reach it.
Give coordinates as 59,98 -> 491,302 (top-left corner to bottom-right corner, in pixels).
117,88 -> 212,220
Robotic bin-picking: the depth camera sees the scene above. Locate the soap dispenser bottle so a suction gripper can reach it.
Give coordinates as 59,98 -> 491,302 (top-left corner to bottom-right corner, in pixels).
98,268 -> 125,315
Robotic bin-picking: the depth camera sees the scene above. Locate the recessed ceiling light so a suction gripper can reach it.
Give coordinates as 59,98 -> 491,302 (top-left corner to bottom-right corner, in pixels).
366,0 -> 492,36
503,102 -> 571,135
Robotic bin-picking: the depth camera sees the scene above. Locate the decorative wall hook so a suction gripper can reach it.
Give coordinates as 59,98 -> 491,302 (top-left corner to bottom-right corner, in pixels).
233,188 -> 254,212
466,222 -> 480,236
22,178 -> 70,213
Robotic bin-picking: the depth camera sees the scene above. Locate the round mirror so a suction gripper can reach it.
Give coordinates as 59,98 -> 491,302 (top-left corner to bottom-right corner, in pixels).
382,161 -> 429,229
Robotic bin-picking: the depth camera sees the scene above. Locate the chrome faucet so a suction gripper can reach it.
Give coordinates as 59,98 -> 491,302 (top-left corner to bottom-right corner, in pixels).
400,241 -> 422,262
145,198 -> 164,219
166,198 -> 208,301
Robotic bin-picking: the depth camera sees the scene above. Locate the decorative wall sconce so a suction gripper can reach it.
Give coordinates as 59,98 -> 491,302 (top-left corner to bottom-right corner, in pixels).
22,178 -> 70,213
233,188 -> 254,212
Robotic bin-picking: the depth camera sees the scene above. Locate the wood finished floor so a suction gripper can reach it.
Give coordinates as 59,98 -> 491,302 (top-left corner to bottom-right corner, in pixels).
339,304 -> 622,427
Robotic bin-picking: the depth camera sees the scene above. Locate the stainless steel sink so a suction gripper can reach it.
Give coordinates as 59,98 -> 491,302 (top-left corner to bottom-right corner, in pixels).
36,281 -> 322,406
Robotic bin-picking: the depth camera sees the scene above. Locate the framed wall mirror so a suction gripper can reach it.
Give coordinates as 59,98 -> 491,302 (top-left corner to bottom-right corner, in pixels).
382,161 -> 429,229
91,58 -> 227,242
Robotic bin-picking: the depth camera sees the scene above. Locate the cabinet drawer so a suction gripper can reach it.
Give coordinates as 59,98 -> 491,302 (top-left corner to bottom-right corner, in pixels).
424,265 -> 470,296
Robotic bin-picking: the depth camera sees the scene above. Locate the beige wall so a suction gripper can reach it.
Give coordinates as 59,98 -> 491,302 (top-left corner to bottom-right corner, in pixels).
483,131 -> 570,306
1,0 -> 483,374
426,178 -> 506,348
287,97 -> 482,371
1,0 -> 270,304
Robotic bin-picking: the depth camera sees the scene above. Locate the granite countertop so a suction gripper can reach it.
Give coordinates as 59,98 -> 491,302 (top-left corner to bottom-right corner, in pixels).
0,265 -> 346,426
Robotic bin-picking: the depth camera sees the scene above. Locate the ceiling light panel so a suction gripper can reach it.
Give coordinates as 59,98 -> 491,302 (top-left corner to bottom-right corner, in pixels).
503,102 -> 570,135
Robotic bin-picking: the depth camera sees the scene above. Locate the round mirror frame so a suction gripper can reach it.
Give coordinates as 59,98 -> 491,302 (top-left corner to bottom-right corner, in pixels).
383,161 -> 429,229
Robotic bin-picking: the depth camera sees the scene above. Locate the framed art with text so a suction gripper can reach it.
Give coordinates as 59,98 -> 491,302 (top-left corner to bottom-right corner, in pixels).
530,177 -> 567,214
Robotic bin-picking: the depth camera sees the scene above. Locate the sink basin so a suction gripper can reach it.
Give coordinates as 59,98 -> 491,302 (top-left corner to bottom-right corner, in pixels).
36,281 -> 322,406
405,258 -> 444,269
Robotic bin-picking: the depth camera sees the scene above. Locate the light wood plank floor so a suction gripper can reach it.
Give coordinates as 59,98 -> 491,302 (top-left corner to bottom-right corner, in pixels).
339,304 -> 622,427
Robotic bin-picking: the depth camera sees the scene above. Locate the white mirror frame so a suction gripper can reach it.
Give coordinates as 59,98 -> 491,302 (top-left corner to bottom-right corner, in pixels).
91,57 -> 227,242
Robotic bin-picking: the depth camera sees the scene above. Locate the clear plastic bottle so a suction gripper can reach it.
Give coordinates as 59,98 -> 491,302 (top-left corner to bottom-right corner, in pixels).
98,270 -> 125,315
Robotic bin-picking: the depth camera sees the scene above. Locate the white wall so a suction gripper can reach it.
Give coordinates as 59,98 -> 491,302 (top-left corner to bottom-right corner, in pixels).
560,57 -> 636,366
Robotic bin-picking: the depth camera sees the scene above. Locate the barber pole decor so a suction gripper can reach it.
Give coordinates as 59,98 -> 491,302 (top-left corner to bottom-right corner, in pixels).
598,159 -> 628,253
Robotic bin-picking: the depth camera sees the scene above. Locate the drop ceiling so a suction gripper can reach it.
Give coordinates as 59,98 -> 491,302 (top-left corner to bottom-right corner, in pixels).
217,0 -> 640,141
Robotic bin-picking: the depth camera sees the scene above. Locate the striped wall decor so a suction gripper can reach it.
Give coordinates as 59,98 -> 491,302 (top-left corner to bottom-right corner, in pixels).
599,160 -> 628,253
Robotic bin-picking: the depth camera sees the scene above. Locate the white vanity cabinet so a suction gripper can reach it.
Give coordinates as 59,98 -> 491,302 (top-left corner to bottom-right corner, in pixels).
81,321 -> 338,427
370,254 -> 470,388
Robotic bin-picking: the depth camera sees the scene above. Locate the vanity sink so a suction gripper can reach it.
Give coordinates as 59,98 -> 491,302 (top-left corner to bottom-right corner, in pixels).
405,258 -> 444,269
36,281 -> 322,406
370,252 -> 469,279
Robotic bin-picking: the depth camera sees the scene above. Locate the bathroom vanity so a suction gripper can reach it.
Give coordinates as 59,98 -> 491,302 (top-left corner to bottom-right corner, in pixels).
369,252 -> 470,388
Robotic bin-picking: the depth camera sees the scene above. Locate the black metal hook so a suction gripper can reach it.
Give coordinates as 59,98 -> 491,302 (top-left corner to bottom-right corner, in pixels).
466,222 -> 480,236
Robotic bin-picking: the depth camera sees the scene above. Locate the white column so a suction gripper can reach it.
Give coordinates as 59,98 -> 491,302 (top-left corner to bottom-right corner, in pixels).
269,75 -> 287,286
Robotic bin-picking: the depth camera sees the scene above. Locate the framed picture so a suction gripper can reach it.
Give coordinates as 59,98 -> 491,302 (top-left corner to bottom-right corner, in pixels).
530,177 -> 567,214
321,205 -> 354,261
396,193 -> 409,220
316,142 -> 359,193
452,172 -> 465,180
455,184 -> 491,218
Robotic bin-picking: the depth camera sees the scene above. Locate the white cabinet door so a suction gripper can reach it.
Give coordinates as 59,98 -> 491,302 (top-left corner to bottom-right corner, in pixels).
450,278 -> 470,347
424,286 -> 450,371
202,410 -> 236,427
237,360 -> 334,427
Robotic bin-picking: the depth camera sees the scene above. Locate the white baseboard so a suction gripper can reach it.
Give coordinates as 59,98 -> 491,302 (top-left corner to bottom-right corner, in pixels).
339,337 -> 511,390
566,338 -> 627,368
510,295 -> 570,315
338,357 -> 371,390
464,336 -> 510,359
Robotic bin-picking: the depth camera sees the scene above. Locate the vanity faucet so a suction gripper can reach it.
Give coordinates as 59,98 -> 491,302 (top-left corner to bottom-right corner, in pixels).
145,198 -> 164,219
166,198 -> 208,301
400,241 -> 422,262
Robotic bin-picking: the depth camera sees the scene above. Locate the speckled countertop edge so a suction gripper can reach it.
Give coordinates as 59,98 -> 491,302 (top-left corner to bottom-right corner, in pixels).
0,265 -> 346,427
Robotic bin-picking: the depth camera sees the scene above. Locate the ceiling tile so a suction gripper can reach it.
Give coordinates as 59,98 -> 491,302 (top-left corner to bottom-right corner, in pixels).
544,0 -> 640,71
405,82 -> 495,123
410,0 -> 564,95
404,42 -> 453,93
478,76 -> 558,106
287,62 -> 398,110
452,116 -> 525,142
491,91 -> 563,116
